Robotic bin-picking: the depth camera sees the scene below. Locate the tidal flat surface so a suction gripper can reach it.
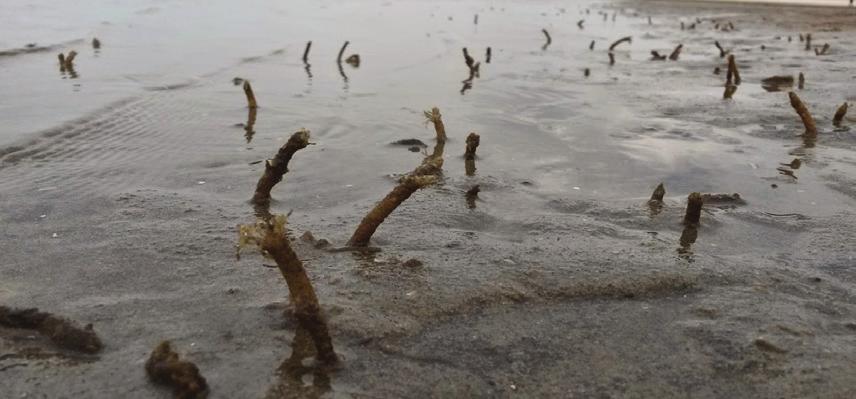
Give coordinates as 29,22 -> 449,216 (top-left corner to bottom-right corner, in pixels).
2,0 -> 856,397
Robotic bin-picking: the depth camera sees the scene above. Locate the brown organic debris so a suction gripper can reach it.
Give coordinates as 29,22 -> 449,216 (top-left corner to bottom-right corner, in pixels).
609,36 -> 632,51
345,54 -> 360,67
761,75 -> 794,92
815,43 -> 830,56
833,102 -> 848,126
0,306 -> 102,354
464,132 -> 480,160
788,91 -> 817,137
798,72 -> 805,90
243,80 -> 258,109
92,38 -> 101,49
668,44 -> 683,61
251,129 -> 312,205
683,192 -> 703,226
145,341 -> 210,399
726,54 -> 741,86
650,51 -> 666,61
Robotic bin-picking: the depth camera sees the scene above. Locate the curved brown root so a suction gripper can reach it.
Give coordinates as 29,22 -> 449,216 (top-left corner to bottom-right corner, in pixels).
833,102 -> 848,126
788,92 -> 817,137
726,55 -> 741,86
609,36 -> 632,51
243,80 -> 258,109
251,129 -> 311,205
347,175 -> 438,247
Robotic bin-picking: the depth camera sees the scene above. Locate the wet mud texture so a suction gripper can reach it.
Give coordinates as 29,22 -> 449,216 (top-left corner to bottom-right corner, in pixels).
3,0 -> 856,398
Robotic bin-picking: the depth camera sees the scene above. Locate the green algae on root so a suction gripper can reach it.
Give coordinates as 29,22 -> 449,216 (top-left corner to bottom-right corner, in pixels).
237,215 -> 339,365
145,341 -> 209,399
0,306 -> 102,354
788,92 -> 817,137
684,192 -> 703,226
251,129 -> 311,206
243,80 -> 258,109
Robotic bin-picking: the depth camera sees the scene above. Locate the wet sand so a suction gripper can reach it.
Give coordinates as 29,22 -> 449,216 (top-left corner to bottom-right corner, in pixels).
2,0 -> 856,397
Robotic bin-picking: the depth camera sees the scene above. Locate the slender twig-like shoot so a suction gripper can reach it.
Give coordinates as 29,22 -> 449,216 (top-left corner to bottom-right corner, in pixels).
244,107 -> 257,143
815,43 -> 829,56
243,80 -> 258,109
485,47 -> 492,63
723,84 -> 737,99
798,72 -> 805,90
804,33 -> 812,51
541,29 -> 552,50
145,341 -> 209,399
651,51 -> 666,61
833,102 -> 848,126
589,40 -> 595,51
347,108 -> 447,247
726,55 -> 741,86
788,92 -> 817,137
669,44 -> 683,61
714,41 -> 726,57
92,38 -> 101,49
337,41 -> 349,63
608,52 -> 615,66
684,192 -> 703,226
237,215 -> 338,365
577,19 -> 585,29
302,41 -> 312,63
609,36 -> 632,51
58,53 -> 66,71
463,48 -> 474,69
252,129 -> 311,205
584,68 -> 590,77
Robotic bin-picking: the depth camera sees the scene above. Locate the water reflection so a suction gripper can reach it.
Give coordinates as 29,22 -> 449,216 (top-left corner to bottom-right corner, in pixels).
677,224 -> 698,261
265,326 -> 333,399
244,107 -> 257,143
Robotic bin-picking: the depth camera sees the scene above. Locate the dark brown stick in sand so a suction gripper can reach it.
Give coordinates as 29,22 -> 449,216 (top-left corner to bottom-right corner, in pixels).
463,47 -> 474,69
669,44 -> 683,61
146,341 -> 209,399
92,38 -> 101,49
485,47 -> 492,63
584,68 -> 590,77
723,84 -> 737,99
252,129 -> 311,205
833,102 -> 848,126
815,43 -> 829,56
798,72 -> 805,89
0,306 -> 102,354
608,52 -> 615,66
58,53 -> 66,71
714,41 -> 726,58
347,108 -> 447,247
788,92 -> 817,137
243,80 -> 258,109
337,41 -> 349,63
542,29 -> 552,49
589,40 -> 595,50
609,36 -> 632,51
577,19 -> 585,29
464,132 -> 480,160
804,33 -> 812,51
650,51 -> 666,61
684,192 -> 703,226
466,185 -> 480,208
650,183 -> 665,202
302,41 -> 312,63
726,55 -> 741,85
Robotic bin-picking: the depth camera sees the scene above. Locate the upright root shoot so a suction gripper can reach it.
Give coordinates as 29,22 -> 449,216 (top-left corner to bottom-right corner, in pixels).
723,84 -> 737,99
650,183 -> 665,202
726,55 -> 741,85
464,132 -> 480,160
788,92 -> 817,137
541,29 -> 552,50
714,41 -> 726,57
798,72 -> 805,89
684,192 -> 703,226
252,129 -> 312,205
833,102 -> 848,126
243,80 -> 258,109
668,44 -> 683,61
145,341 -> 209,399
302,41 -> 312,63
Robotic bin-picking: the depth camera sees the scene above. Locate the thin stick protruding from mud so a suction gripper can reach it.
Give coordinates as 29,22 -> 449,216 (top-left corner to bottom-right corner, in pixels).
589,40 -> 595,51
669,44 -> 683,61
464,132 -> 480,161
541,29 -> 552,50
608,52 -> 615,66
833,102 -> 848,126
347,108 -> 447,247
723,84 -> 737,99
726,54 -> 741,86
684,192 -> 703,226
609,36 -> 632,51
302,41 -> 312,63
463,47 -> 474,69
798,72 -> 805,90
252,129 -> 311,205
714,41 -> 726,58
337,41 -> 349,63
485,47 -> 492,63
92,38 -> 101,49
815,43 -> 830,56
0,306 -> 102,354
804,33 -> 812,51
243,80 -> 258,109
145,341 -> 209,399
788,92 -> 817,137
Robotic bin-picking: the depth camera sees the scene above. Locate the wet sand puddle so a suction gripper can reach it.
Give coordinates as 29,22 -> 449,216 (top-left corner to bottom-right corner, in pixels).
2,0 -> 856,397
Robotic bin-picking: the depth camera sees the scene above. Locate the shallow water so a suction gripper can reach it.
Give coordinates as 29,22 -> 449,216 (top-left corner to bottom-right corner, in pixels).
2,0 -> 856,398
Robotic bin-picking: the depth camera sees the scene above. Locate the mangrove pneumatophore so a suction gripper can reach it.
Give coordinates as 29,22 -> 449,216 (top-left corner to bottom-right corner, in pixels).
251,129 -> 311,206
302,41 -> 312,63
465,132 -> 480,176
714,41 -> 726,58
541,29 -> 552,50
683,192 -> 703,226
798,72 -> 805,90
145,341 -> 209,399
243,80 -> 258,109
833,102 -> 848,126
609,36 -> 632,51
669,44 -> 683,61
788,92 -> 817,137
726,55 -> 741,86
237,215 -> 339,365
723,84 -> 737,99
346,108 -> 447,247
